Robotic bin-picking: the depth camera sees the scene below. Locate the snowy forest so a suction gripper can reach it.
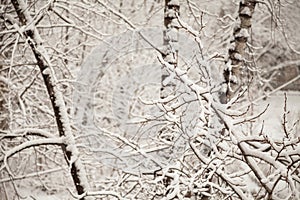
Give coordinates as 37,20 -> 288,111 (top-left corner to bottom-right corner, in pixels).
1,0 -> 300,199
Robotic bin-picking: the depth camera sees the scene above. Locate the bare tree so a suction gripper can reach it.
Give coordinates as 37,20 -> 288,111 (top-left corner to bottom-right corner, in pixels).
6,0 -> 91,198
0,0 -> 299,199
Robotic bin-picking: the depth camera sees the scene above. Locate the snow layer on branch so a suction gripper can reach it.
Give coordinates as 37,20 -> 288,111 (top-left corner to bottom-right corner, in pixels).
234,18 -> 242,31
42,67 -> 51,75
52,82 -> 91,191
235,28 -> 249,38
159,55 -> 208,95
240,7 -> 252,16
167,0 -> 180,6
14,0 -> 92,194
2,138 -> 63,163
233,53 -> 243,61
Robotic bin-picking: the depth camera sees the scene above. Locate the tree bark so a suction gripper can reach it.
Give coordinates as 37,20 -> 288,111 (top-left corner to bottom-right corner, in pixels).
161,0 -> 180,99
0,2 -> 10,130
222,0 -> 256,103
10,0 -> 90,198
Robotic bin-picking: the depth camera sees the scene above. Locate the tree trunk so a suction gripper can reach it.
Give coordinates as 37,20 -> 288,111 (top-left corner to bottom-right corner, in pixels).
10,0 -> 90,199
161,0 -> 180,99
0,1 -> 10,130
159,0 -> 181,197
222,0 -> 256,103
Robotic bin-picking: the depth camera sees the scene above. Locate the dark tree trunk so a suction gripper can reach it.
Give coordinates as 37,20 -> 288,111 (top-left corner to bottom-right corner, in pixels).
222,0 -> 256,103
10,0 -> 90,198
161,0 -> 180,99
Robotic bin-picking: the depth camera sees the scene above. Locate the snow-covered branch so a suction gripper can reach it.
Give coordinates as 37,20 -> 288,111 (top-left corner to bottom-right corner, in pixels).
10,0 -> 92,198
0,137 -> 63,163
0,128 -> 56,139
159,47 -> 300,199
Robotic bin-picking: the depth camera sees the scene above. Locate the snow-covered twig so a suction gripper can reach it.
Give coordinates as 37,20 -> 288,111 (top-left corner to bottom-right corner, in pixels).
189,141 -> 248,199
68,188 -> 126,200
239,74 -> 300,110
159,50 -> 300,198
96,126 -> 164,168
0,128 -> 56,139
0,166 -> 65,183
0,137 -> 64,178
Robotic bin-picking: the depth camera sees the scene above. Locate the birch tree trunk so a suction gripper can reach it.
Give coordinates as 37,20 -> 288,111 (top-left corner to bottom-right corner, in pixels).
161,0 -> 180,99
158,0 -> 181,196
10,0 -> 90,198
222,0 -> 256,103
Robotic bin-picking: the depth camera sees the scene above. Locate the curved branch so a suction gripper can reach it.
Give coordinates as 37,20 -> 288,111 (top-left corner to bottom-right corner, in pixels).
0,128 -> 56,139
0,138 -> 63,163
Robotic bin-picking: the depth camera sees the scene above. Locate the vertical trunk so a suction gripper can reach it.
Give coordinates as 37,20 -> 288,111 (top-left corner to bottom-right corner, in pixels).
161,0 -> 180,99
159,0 -> 180,197
0,65 -> 9,130
0,89 -> 7,129
222,0 -> 256,103
10,0 -> 90,199
0,67 -> 8,130
0,0 -> 10,130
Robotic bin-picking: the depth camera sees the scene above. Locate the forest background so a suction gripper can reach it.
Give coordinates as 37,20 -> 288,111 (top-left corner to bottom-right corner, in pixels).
0,0 -> 300,199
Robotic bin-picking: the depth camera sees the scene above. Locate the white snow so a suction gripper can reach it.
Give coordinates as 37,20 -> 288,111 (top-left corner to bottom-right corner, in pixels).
3,0 -> 300,199
240,7 -> 252,16
235,28 -> 249,38
254,92 -> 300,140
